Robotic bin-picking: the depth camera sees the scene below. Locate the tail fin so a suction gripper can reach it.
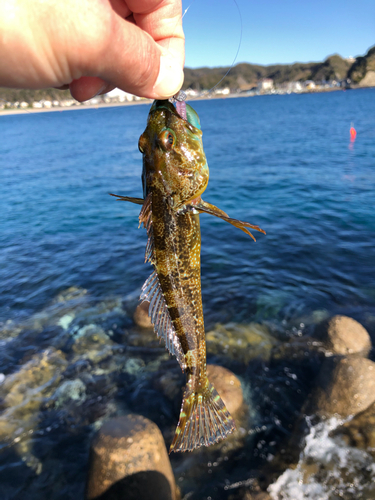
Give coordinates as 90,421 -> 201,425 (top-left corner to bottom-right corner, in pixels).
169,381 -> 236,453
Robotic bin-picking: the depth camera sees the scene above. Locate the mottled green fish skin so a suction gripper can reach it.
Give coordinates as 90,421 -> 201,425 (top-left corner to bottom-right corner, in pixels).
111,100 -> 265,452
139,100 -> 235,452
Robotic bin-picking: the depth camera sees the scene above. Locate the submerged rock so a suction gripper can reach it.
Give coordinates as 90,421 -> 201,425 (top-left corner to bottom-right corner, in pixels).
52,379 -> 86,407
207,364 -> 243,417
0,348 -> 67,441
133,301 -> 152,329
86,415 -> 176,500
309,357 -> 375,418
206,323 -> 277,364
72,324 -> 114,362
314,315 -> 371,356
53,286 -> 88,304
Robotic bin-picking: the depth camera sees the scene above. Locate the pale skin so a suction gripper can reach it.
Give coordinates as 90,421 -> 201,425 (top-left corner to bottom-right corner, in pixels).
0,0 -> 185,101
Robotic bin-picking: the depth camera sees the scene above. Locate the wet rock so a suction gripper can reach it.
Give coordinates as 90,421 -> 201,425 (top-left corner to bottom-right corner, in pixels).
0,348 -> 67,440
72,324 -> 114,361
315,315 -> 371,356
128,329 -> 158,347
206,323 -> 277,364
153,370 -> 182,401
227,487 -> 271,500
330,400 -> 375,454
53,286 -> 88,303
52,379 -> 86,407
309,357 -> 375,418
133,301 -> 152,329
0,319 -> 23,340
86,415 -> 176,500
207,364 -> 243,416
271,336 -> 323,362
267,417 -> 375,500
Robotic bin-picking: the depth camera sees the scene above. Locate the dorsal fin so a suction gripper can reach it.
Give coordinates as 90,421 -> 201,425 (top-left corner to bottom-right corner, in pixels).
141,271 -> 186,371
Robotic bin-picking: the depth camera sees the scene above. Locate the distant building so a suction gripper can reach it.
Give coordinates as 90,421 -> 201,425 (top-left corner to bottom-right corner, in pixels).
214,87 -> 230,95
277,81 -> 302,93
105,88 -> 134,102
185,88 -> 199,97
304,80 -> 316,90
257,78 -> 274,93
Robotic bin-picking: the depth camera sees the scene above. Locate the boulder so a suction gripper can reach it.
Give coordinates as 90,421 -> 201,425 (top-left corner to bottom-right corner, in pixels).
133,301 -> 152,329
207,364 -> 243,416
85,415 -> 176,500
314,315 -> 371,356
310,357 -> 375,418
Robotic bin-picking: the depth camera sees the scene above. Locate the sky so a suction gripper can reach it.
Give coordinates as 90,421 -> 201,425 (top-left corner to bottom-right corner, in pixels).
181,0 -> 375,68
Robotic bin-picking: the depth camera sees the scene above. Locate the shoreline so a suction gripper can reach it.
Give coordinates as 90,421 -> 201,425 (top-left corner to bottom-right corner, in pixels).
0,98 -> 152,116
1,86 -> 372,116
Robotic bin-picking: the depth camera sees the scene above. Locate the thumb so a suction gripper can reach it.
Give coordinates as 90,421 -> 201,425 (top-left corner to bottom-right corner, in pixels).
83,14 -> 184,100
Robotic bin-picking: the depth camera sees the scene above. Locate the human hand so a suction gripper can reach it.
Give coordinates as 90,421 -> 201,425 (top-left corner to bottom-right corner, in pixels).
0,0 -> 184,101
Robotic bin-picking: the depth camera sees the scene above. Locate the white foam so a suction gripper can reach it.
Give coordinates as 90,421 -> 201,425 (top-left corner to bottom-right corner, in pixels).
268,417 -> 375,499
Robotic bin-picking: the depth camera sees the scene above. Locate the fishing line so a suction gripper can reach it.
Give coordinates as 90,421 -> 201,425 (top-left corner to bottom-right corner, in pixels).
171,0 -> 243,104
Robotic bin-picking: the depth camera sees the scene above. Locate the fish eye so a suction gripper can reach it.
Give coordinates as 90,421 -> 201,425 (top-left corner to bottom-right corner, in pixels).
159,130 -> 176,149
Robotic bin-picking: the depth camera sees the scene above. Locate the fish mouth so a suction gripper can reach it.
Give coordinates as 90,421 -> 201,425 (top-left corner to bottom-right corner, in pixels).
150,100 -> 201,131
150,99 -> 180,117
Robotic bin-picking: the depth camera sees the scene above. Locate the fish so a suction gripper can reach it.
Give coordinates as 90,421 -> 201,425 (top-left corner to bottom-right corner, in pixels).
111,99 -> 265,452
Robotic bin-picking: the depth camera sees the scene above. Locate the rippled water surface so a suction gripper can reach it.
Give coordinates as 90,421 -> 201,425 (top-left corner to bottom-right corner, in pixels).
2,90 -> 375,325
1,89 -> 375,499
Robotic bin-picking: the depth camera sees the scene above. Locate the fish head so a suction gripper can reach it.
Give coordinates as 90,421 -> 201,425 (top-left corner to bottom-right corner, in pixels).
139,100 -> 209,210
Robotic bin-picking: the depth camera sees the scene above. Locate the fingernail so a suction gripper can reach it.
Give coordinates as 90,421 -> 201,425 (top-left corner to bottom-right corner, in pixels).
153,55 -> 184,99
93,83 -> 108,98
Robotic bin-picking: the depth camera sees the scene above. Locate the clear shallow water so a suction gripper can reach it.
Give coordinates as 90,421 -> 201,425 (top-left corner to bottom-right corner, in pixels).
2,89 -> 375,326
1,90 -> 375,500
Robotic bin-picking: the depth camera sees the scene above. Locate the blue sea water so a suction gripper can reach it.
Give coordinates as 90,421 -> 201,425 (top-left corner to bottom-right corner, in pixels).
1,89 -> 375,327
1,89 -> 375,500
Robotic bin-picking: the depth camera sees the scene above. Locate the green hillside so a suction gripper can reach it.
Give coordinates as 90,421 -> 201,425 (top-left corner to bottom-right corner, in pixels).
1,45 -> 374,103
348,46 -> 375,83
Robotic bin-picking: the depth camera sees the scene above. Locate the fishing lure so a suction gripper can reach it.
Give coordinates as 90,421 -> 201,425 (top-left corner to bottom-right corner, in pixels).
111,99 -> 265,452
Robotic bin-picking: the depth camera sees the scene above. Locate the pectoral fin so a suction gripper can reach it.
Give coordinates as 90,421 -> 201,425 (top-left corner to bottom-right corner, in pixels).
109,193 -> 144,205
195,200 -> 266,242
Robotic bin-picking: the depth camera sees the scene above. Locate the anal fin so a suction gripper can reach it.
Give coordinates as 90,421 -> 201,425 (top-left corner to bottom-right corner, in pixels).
141,271 -> 185,371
